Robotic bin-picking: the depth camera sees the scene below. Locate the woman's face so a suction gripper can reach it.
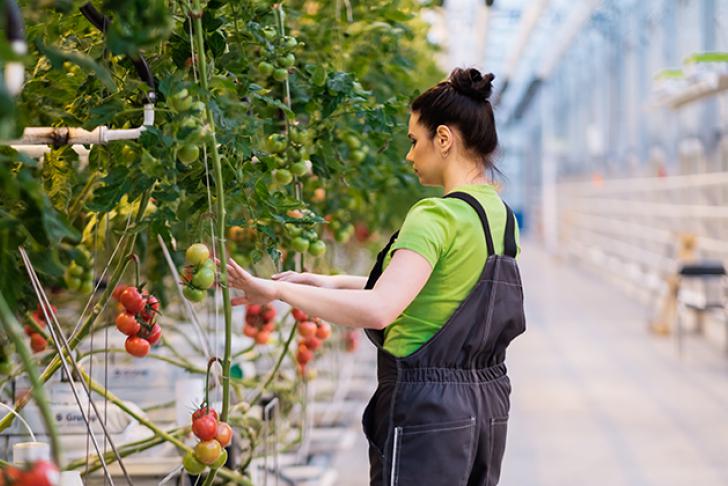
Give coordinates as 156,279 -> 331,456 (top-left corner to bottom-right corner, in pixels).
406,112 -> 445,187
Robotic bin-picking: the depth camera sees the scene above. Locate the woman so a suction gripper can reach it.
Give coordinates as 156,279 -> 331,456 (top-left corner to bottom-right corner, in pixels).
226,67 -> 526,486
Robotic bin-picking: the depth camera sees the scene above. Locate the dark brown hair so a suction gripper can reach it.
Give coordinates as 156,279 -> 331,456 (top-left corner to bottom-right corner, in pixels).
411,68 -> 498,168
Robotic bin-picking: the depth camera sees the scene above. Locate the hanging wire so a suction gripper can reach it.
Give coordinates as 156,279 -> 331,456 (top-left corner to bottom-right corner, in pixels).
0,402 -> 36,442
19,248 -> 133,486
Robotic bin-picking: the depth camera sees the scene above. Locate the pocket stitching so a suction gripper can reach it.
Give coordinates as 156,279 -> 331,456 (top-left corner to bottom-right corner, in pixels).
393,417 -> 476,486
401,419 -> 475,436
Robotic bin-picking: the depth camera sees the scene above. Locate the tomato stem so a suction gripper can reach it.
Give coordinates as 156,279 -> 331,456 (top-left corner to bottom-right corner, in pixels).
190,0 -> 234,424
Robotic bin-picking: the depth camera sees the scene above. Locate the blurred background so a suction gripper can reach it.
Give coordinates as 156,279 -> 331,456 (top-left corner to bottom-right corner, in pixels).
338,1 -> 728,485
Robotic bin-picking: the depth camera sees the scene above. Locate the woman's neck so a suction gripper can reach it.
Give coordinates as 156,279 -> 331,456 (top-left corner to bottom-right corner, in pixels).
442,161 -> 489,194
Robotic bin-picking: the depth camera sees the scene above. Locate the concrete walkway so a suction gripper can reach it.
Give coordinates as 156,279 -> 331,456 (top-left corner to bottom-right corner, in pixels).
334,242 -> 728,485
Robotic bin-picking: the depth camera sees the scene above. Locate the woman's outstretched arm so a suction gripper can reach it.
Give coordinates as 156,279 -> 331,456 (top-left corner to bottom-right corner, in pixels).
271,271 -> 368,289
226,250 -> 432,330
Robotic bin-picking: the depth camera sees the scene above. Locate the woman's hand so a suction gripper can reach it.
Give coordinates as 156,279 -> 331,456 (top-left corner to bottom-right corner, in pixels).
271,271 -> 328,288
225,258 -> 279,306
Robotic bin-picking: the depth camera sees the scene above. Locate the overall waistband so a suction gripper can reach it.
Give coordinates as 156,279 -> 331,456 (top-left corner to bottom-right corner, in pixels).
377,360 -> 507,384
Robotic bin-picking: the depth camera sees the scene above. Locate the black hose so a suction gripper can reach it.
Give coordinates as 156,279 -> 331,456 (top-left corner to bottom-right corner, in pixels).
79,2 -> 156,100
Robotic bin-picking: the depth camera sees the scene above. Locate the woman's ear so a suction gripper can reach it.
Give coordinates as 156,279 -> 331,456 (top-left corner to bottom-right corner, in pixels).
435,125 -> 453,157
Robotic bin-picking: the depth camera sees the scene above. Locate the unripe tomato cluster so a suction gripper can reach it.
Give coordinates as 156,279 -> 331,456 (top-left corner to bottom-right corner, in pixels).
182,244 -> 216,302
63,246 -> 94,294
243,304 -> 276,345
256,25 -> 299,84
25,304 -> 55,354
286,209 -> 326,257
112,285 -> 161,358
167,88 -> 208,165
292,308 -> 332,376
0,459 -> 59,486
182,406 -> 233,474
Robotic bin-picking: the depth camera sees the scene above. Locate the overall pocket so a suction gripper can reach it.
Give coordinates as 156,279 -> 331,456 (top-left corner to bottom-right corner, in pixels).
390,416 -> 476,486
485,417 -> 508,486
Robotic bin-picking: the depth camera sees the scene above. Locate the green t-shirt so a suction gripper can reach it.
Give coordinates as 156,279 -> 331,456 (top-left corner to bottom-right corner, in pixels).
381,183 -> 520,357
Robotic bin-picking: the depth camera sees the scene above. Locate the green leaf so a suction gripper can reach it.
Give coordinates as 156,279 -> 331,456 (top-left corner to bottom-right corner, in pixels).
35,41 -> 116,92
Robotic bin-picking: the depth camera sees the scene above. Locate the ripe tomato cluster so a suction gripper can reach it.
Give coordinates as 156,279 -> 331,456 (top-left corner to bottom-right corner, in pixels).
243,304 -> 276,345
112,285 -> 161,358
25,305 -> 55,353
292,308 -> 331,376
344,329 -> 360,353
182,406 -> 233,474
0,460 -> 59,486
182,243 -> 216,303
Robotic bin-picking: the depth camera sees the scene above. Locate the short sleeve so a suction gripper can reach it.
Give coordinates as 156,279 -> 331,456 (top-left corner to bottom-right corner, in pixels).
388,198 -> 454,268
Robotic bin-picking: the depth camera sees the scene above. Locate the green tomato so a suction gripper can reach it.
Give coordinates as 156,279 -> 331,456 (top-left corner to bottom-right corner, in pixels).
267,134 -> 287,154
278,53 -> 295,68
350,149 -> 366,163
273,68 -> 288,82
178,144 -> 200,164
210,449 -> 228,469
185,243 -> 210,266
120,145 -> 136,164
262,27 -> 277,41
65,275 -> 81,291
272,169 -> 293,185
79,279 -> 94,294
202,259 -> 216,271
302,229 -> 318,241
182,451 -> 207,475
192,267 -> 215,289
308,240 -> 327,257
258,61 -> 274,77
282,36 -> 298,48
290,161 -> 308,177
183,286 -> 207,303
68,261 -> 84,277
343,134 -> 361,150
170,92 -> 193,112
290,237 -> 310,253
285,223 -> 302,237
289,128 -> 307,144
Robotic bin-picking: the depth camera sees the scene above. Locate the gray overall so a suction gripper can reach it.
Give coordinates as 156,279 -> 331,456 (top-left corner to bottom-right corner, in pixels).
362,191 -> 526,486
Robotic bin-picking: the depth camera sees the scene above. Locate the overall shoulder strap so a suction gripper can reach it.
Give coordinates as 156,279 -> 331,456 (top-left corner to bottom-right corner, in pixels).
443,191 -> 495,256
364,230 -> 399,290
503,203 -> 518,258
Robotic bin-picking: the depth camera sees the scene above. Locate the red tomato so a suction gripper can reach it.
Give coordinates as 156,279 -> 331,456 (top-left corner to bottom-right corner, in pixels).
245,313 -> 259,326
23,325 -> 33,336
255,331 -> 270,345
0,465 -> 22,485
16,460 -> 59,486
261,321 -> 275,333
243,324 -> 257,337
303,336 -> 321,351
316,322 -> 332,340
125,336 -> 150,357
262,306 -> 276,322
194,440 -> 222,465
120,287 -> 145,314
297,321 -> 317,338
141,323 -> 162,346
30,333 -> 47,353
215,422 -> 233,447
296,344 -> 313,365
112,284 -> 129,301
115,312 -> 141,336
192,413 -> 218,441
140,294 -> 160,323
246,304 -> 261,315
192,406 -> 218,422
291,308 -> 307,322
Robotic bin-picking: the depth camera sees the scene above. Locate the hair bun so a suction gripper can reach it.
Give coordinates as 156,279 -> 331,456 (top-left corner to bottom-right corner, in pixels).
448,68 -> 495,102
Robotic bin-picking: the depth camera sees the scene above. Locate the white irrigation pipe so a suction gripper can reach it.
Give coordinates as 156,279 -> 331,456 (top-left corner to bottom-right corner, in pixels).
7,103 -> 155,147
0,402 -> 36,442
